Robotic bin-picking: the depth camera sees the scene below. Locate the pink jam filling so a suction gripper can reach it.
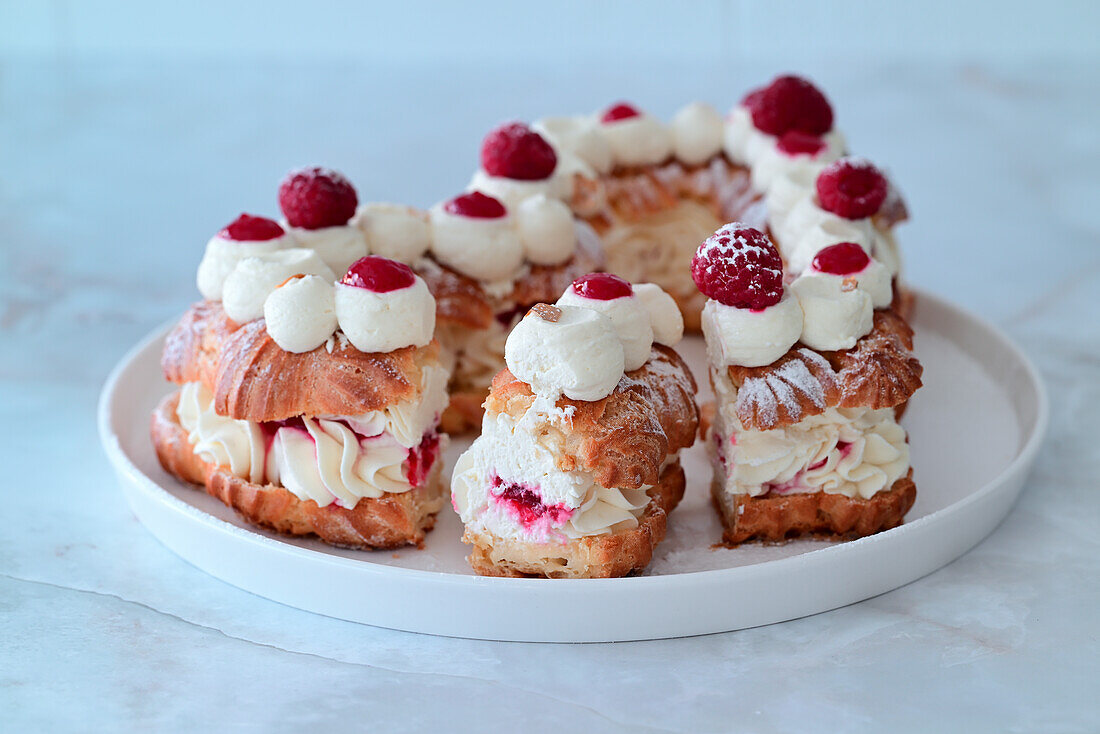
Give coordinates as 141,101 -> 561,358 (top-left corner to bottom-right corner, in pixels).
762,441 -> 853,496
488,474 -> 573,533
405,433 -> 440,487
259,416 -> 439,489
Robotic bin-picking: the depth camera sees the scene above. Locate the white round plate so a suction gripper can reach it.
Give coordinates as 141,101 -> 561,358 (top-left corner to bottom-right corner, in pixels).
99,290 -> 1047,642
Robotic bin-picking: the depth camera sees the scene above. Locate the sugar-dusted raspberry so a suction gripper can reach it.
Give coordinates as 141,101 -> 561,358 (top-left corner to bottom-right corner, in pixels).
691,223 -> 784,310
743,75 -> 833,136
278,167 -> 358,230
219,213 -> 285,242
816,158 -> 888,220
777,130 -> 826,157
600,102 -> 642,123
341,256 -> 415,293
480,122 -> 558,181
571,272 -> 633,301
811,242 -> 870,275
443,191 -> 507,219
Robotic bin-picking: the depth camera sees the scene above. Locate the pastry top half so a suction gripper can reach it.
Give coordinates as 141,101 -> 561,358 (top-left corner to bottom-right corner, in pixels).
725,309 -> 922,432
162,300 -> 442,423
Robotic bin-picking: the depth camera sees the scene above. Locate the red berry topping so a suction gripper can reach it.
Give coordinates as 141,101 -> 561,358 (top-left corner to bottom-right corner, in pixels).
219,213 -> 285,242
443,191 -> 507,219
277,166 -> 358,230
341,256 -> 415,293
691,223 -> 784,310
571,272 -> 633,301
480,122 -> 558,181
816,158 -> 888,220
812,242 -> 870,275
600,102 -> 642,123
777,131 -> 826,157
742,75 -> 833,136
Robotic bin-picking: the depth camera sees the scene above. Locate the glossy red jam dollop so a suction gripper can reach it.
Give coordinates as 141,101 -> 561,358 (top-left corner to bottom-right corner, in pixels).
600,102 -> 642,123
219,213 -> 285,242
571,272 -> 633,300
811,242 -> 870,276
443,191 -> 507,219
341,256 -> 416,292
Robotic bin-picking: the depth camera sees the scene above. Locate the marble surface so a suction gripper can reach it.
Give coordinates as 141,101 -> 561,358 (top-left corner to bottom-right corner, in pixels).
2,56 -> 1098,732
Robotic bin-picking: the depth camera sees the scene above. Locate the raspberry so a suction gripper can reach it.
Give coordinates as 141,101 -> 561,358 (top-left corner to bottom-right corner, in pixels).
277,166 -> 358,230
571,273 -> 633,301
815,158 -> 888,220
219,213 -> 285,242
480,122 -> 558,181
743,75 -> 833,136
811,242 -> 870,275
443,191 -> 507,219
341,256 -> 415,293
776,131 -> 826,157
691,223 -> 784,310
600,102 -> 642,123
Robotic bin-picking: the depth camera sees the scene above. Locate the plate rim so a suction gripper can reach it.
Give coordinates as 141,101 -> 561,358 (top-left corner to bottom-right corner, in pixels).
98,289 -> 1049,594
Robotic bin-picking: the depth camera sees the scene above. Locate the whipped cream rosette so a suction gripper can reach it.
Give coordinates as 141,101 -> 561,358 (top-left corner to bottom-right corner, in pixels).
693,223 -> 922,545
450,273 -> 698,578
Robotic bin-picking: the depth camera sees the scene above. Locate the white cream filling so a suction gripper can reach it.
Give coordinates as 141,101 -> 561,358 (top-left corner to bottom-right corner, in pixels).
451,409 -> 654,543
176,382 -> 266,485
175,364 -> 447,507
709,369 -> 909,500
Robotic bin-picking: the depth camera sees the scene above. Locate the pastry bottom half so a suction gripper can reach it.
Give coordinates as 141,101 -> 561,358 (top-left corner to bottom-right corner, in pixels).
462,460 -> 685,579
711,469 -> 916,546
151,392 -> 446,549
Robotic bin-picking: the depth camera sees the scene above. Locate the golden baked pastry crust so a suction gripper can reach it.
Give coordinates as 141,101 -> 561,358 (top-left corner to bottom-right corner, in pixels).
711,469 -> 917,545
464,460 -> 685,578
161,301 -> 440,423
485,345 -> 699,490
151,392 -> 445,549
723,309 -> 923,432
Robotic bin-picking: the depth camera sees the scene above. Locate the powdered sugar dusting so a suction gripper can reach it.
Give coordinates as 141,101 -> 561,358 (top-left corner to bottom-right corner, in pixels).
776,356 -> 826,409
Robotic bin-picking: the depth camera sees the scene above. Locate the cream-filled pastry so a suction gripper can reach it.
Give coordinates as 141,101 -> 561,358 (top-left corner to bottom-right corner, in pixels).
452,275 -> 697,578
692,222 -> 922,545
155,238 -> 449,548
